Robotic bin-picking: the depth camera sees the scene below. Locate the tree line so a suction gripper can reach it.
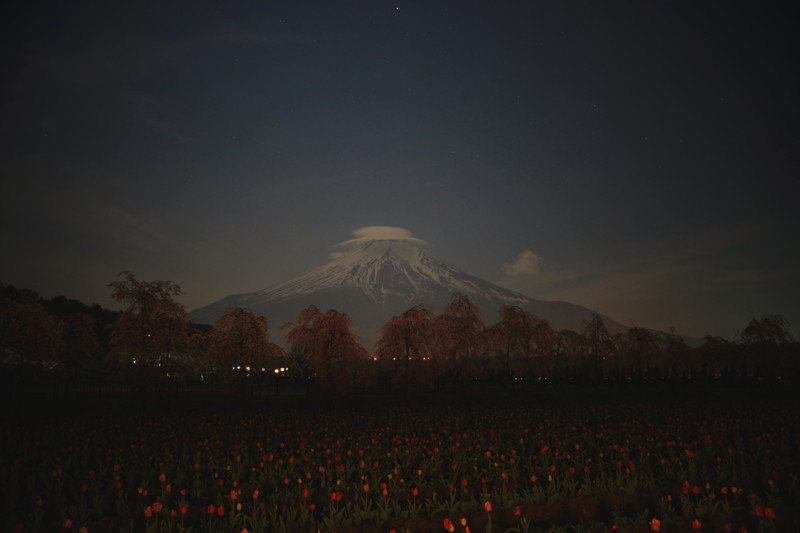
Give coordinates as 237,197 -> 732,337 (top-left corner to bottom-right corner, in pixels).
0,273 -> 797,395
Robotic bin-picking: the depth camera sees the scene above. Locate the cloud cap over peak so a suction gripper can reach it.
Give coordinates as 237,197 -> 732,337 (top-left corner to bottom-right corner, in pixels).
333,226 -> 430,249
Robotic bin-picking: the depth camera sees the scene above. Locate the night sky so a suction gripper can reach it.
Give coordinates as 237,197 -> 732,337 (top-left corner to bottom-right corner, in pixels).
2,2 -> 797,340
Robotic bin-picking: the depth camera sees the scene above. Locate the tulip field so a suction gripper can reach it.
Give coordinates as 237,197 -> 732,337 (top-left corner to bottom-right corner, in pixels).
2,392 -> 798,533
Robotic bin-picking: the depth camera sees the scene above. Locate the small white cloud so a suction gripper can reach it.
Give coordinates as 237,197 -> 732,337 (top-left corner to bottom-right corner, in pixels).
333,226 -> 430,248
502,249 -> 542,276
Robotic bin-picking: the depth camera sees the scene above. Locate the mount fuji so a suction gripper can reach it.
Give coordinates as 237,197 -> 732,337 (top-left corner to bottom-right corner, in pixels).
190,237 -> 626,349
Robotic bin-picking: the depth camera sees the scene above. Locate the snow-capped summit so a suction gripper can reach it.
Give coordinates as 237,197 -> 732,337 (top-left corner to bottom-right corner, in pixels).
240,238 -> 529,306
190,229 -> 625,348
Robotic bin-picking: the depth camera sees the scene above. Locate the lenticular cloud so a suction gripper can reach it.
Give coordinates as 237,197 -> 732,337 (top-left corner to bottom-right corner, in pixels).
333,226 -> 430,249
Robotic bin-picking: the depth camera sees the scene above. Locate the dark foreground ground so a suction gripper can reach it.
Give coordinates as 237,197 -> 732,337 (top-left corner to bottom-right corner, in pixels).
2,382 -> 798,533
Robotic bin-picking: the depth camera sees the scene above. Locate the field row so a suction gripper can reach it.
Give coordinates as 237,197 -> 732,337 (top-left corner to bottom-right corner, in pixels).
2,398 -> 798,532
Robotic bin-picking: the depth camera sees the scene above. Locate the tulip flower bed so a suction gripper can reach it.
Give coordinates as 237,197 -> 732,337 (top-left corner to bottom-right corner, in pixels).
2,395 -> 798,533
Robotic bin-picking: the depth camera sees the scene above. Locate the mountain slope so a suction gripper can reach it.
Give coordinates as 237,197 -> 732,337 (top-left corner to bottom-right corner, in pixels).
190,239 -> 625,349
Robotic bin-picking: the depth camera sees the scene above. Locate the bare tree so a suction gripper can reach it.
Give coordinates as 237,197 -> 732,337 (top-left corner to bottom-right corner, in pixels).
439,293 -> 486,386
739,314 -> 794,346
660,327 -> 690,378
490,305 -> 554,381
208,308 -> 281,393
376,304 -> 437,392
0,295 -> 63,368
487,306 -> 520,379
621,327 -> 662,377
581,312 -> 613,379
283,306 -> 372,393
107,271 -> 190,389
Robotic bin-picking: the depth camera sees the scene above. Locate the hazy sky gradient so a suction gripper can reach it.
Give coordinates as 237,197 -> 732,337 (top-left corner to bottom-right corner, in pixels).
2,2 -> 797,339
